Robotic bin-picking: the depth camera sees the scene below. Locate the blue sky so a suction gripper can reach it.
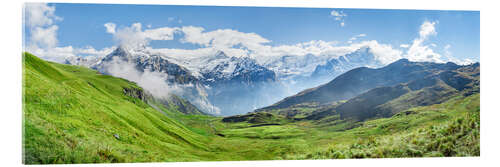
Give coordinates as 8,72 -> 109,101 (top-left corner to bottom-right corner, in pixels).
24,3 -> 479,64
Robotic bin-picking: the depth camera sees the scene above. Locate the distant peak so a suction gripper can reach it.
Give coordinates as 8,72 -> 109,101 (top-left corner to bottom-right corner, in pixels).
395,58 -> 410,63
384,58 -> 411,67
356,46 -> 371,52
445,61 -> 458,66
215,50 -> 226,56
110,45 -> 129,56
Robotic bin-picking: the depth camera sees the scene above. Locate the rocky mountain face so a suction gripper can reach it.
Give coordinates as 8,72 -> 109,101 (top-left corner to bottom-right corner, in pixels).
96,46 -> 199,84
66,46 -> 390,115
201,55 -> 282,115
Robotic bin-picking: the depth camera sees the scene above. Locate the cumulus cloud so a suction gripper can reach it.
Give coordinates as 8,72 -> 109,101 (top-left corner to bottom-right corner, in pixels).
24,3 -> 114,63
330,10 -> 347,27
356,40 -> 403,65
106,22 -> 179,48
24,3 -> 62,28
419,21 -> 437,39
104,22 -> 116,34
400,21 -> 476,64
24,3 -> 60,50
404,21 -> 444,63
179,26 -> 271,51
30,25 -> 58,49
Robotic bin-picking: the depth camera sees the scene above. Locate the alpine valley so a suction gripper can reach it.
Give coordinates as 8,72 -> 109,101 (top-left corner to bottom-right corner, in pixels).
23,49 -> 480,163
64,45 -> 386,116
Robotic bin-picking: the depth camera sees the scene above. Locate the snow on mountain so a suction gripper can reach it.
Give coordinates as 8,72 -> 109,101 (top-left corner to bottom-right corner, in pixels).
65,45 -> 386,115
311,46 -> 384,78
261,53 -> 328,79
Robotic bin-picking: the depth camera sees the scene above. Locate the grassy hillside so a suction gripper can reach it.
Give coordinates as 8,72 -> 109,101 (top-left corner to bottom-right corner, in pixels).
214,94 -> 479,159
23,52 -> 480,164
23,52 -> 213,163
304,94 -> 480,158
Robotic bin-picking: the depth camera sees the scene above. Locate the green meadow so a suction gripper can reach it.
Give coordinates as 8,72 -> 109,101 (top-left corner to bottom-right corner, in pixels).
23,52 -> 479,164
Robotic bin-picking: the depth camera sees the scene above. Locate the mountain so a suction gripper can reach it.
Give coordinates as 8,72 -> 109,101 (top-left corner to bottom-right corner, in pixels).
259,47 -> 387,97
202,55 -> 283,115
335,62 -> 479,121
259,59 -> 462,111
96,46 -> 199,84
66,46 -> 391,115
311,47 -> 383,79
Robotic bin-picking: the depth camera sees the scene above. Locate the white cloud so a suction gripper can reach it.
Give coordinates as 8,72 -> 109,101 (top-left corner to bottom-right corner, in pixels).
30,25 -> 58,49
400,44 -> 409,48
27,45 -> 115,63
419,21 -> 437,39
441,44 -> 473,65
24,3 -> 62,28
406,38 -> 443,63
76,46 -> 116,57
402,21 -> 475,64
348,34 -> 367,43
104,22 -> 116,34
443,44 -> 453,59
330,10 -> 347,18
179,26 -> 271,51
103,57 -> 179,99
144,27 -> 178,40
99,23 -> 403,66
404,21 -> 444,63
24,3 -> 61,50
24,3 -> 116,63
102,56 -> 221,114
330,10 -> 347,27
106,22 -> 179,48
358,40 -> 403,65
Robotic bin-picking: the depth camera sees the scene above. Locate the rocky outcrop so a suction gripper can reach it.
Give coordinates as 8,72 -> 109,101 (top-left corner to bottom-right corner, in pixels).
123,87 -> 147,101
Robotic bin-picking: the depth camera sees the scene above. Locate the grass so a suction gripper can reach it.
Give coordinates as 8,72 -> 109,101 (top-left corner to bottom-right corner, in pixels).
23,52 -> 480,164
23,52 -> 211,163
298,93 -> 480,159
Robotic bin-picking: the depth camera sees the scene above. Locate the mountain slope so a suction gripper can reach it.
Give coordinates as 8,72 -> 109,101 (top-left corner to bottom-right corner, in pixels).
23,52 -> 211,163
260,59 -> 461,110
335,63 -> 479,121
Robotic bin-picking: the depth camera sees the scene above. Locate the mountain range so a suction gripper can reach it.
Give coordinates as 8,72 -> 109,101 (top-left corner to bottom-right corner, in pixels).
65,45 -> 387,115
255,58 -> 479,122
